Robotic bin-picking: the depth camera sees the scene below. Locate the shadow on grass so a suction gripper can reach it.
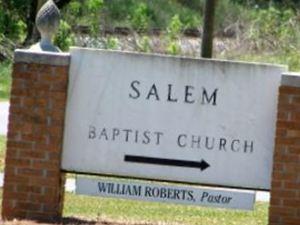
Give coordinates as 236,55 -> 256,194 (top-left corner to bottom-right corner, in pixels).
0,216 -> 153,225
62,217 -> 97,224
62,217 -> 151,225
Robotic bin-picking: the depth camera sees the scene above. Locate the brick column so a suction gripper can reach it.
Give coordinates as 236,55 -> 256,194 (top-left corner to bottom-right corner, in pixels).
2,50 -> 70,222
269,73 -> 300,225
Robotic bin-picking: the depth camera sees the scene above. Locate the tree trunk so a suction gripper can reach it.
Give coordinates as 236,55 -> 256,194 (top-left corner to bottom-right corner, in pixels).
201,0 -> 217,58
56,0 -> 72,9
23,0 -> 48,46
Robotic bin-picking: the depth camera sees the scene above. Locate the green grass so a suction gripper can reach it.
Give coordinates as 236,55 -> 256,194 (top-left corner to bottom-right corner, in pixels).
222,52 -> 300,72
64,193 -> 269,225
0,61 -> 12,101
0,136 -> 5,172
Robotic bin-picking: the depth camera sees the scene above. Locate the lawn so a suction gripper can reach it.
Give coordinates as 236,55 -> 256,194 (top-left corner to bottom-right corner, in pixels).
0,189 -> 269,225
63,193 -> 269,225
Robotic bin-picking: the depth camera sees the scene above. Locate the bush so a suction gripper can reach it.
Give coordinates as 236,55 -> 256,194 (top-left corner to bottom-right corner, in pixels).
0,4 -> 26,43
247,7 -> 300,51
130,3 -> 152,31
137,36 -> 152,52
165,15 -> 183,55
54,20 -> 75,51
0,61 -> 12,101
104,37 -> 119,50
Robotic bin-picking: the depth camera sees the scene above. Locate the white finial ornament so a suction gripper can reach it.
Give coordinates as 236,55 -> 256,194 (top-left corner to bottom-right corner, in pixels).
31,0 -> 60,52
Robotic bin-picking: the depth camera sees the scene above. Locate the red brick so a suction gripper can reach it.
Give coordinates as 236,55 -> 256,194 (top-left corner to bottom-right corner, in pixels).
270,206 -> 297,216
287,130 -> 300,138
280,86 -> 300,95
276,129 -> 287,137
270,197 -> 282,206
34,143 -> 60,152
50,82 -> 67,92
278,94 -> 292,104
17,168 -> 43,177
292,96 -> 300,104
283,199 -> 300,208
22,97 -> 35,108
3,166 -> 16,177
17,202 -> 42,211
47,152 -> 62,161
275,137 -> 300,146
269,215 -> 281,224
3,191 -> 28,201
277,121 -> 300,130
287,146 -> 300,156
19,149 -> 46,159
13,63 -> 28,73
7,140 -> 33,149
5,148 -> 19,158
282,217 -> 300,225
17,184 -> 42,194
284,182 -> 300,190
28,193 -> 56,203
271,190 -> 297,198
21,133 -> 47,143
6,158 -> 31,168
10,97 -> 22,106
31,177 -> 60,186
35,98 -> 48,107
278,103 -> 300,112
272,180 -> 284,189
31,161 -> 59,170
273,172 -> 299,182
3,60 -> 68,222
290,112 -> 300,121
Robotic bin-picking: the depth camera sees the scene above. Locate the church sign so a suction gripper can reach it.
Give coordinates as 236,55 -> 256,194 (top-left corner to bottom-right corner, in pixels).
62,48 -> 286,190
76,177 -> 256,210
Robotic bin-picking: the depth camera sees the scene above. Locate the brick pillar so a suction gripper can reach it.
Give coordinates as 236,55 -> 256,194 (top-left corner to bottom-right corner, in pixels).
269,73 -> 300,225
2,50 -> 70,222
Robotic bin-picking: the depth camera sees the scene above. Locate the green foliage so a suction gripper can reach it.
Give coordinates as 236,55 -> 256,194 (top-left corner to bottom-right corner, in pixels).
166,41 -> 181,55
165,15 -> 183,55
102,0 -> 201,31
247,7 -> 300,51
87,0 -> 103,11
0,1 -> 27,42
104,37 -> 119,50
62,0 -> 103,37
215,0 -> 246,33
137,36 -> 152,52
235,51 -> 300,72
130,3 -> 152,31
0,61 -> 12,101
167,15 -> 183,39
180,9 -> 202,29
54,20 -> 75,51
88,0 -> 104,36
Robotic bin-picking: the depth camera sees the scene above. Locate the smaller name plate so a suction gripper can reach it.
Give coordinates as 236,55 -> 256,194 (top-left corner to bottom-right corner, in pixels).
76,177 -> 255,210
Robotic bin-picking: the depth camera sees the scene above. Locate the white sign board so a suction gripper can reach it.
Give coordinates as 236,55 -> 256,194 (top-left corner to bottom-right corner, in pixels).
62,47 -> 286,190
76,177 -> 255,210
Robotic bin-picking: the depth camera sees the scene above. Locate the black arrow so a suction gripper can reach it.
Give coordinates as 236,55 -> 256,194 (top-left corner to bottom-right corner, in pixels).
124,155 -> 210,171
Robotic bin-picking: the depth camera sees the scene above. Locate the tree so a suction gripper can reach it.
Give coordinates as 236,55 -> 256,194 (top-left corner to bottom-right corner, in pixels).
201,0 -> 217,58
